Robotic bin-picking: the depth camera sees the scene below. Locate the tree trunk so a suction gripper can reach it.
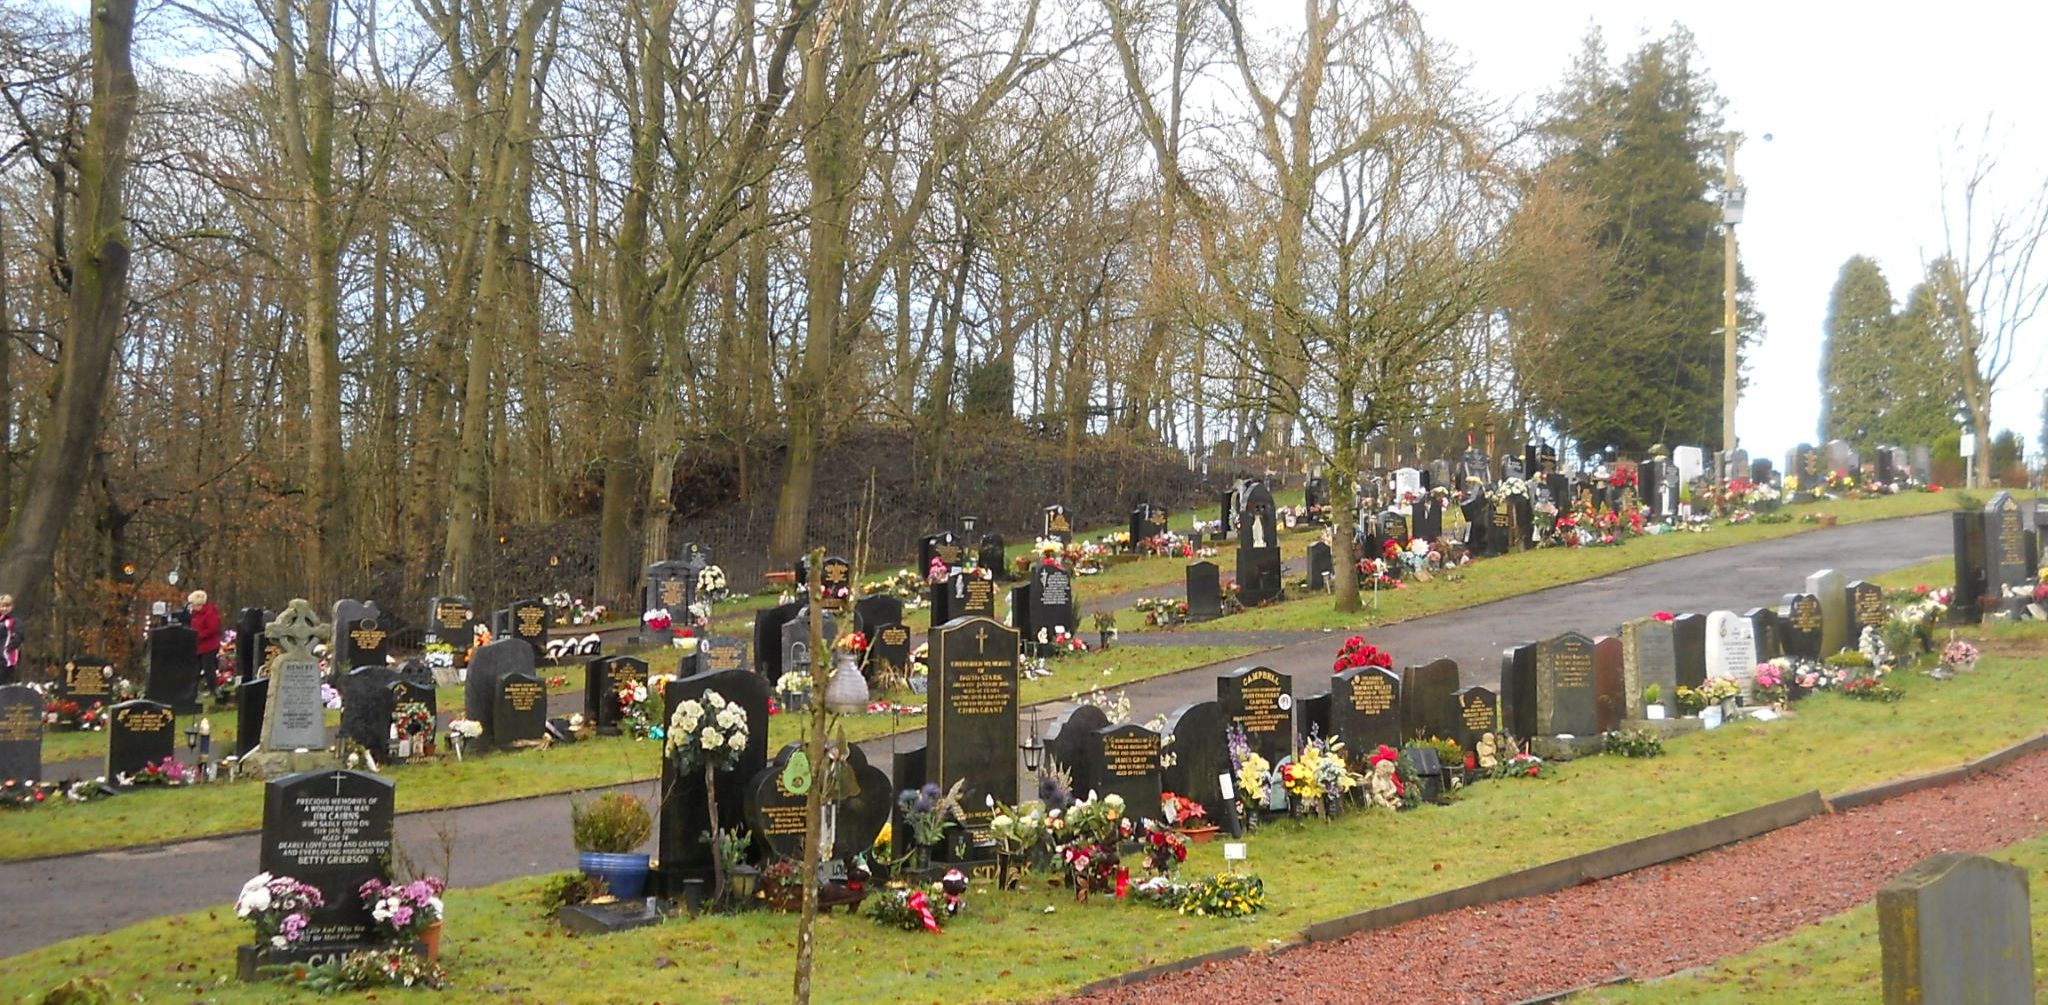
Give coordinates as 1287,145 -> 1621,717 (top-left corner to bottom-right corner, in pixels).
0,0 -> 137,607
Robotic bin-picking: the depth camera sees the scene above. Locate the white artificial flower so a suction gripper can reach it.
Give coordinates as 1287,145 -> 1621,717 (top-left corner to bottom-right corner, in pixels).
700,727 -> 722,749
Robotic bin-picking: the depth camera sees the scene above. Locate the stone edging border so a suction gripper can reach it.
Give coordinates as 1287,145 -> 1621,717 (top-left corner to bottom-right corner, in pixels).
1071,725 -> 2048,999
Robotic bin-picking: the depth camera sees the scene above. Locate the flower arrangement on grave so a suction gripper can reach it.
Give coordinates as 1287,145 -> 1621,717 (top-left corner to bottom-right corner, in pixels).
615,681 -> 654,738
777,670 -> 814,700
1071,686 -> 1131,723
1697,676 -> 1742,706
1501,751 -> 1546,779
0,778 -> 53,808
1492,477 -> 1529,501
667,690 -> 751,903
1332,635 -> 1394,674
1226,725 -> 1271,814
1942,637 -> 1981,672
1047,628 -> 1088,655
1841,676 -> 1906,702
237,872 -> 326,949
393,703 -> 434,754
1160,792 -> 1209,832
698,564 -> 729,601
1857,625 -> 1897,672
896,780 -> 966,856
321,682 -> 343,709
926,556 -> 950,583
276,947 -> 448,991
641,608 -> 673,634
868,887 -> 943,932
1280,733 -> 1355,815
987,797 -> 1049,863
1178,871 -> 1265,918
360,875 -> 445,940
123,757 -> 191,787
1673,685 -> 1707,716
1051,792 -> 1133,899
422,641 -> 457,669
467,623 -> 492,664
1752,662 -> 1788,705
1132,596 -> 1190,627
1142,824 -> 1189,875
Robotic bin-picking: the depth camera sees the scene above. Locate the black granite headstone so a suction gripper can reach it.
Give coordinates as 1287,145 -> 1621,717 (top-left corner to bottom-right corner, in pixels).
144,623 -> 203,714
106,699 -> 175,779
1086,722 -> 1162,817
1399,657 -> 1460,743
423,596 -> 474,669
1043,704 -> 1111,794
1745,607 -> 1785,663
1985,493 -> 2029,616
1330,666 -> 1402,760
337,665 -> 397,753
1453,686 -> 1498,757
1217,665 -> 1294,765
1028,563 -> 1075,641
745,743 -> 812,861
387,678 -> 437,760
1594,636 -> 1625,733
819,556 -> 853,614
236,676 -> 269,758
926,617 -> 1020,841
464,638 -> 535,750
0,684 -> 43,782
257,769 -> 394,948
1307,543 -> 1334,592
331,600 -> 388,674
863,623 -> 913,684
1849,581 -> 1888,640
493,671 -> 547,748
1533,633 -> 1598,737
1951,511 -> 1987,625
585,656 -> 650,734
1780,593 -> 1824,660
853,596 -> 905,639
1157,701 -> 1229,826
656,669 -> 772,890
1041,505 -> 1074,543
60,656 -> 115,715
1500,644 -> 1537,739
508,599 -> 550,659
1186,561 -> 1222,621
699,636 -> 749,676
234,608 -> 272,683
1236,481 -> 1284,606
978,533 -> 1009,581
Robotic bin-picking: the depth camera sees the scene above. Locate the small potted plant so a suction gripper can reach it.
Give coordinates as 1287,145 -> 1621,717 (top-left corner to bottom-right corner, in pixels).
570,791 -> 653,899
1941,636 -> 1980,676
1091,610 -> 1118,651
761,858 -> 803,911
1642,683 -> 1666,719
360,874 -> 447,960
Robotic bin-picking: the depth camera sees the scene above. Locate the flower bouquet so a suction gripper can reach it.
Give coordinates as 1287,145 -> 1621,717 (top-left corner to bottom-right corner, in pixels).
1331,635 -> 1393,674
868,888 -> 943,932
1160,791 -> 1215,840
1052,792 -> 1133,900
446,717 -> 482,759
1941,637 -> 1980,674
237,872 -> 326,949
1752,662 -> 1788,705
359,875 -> 445,941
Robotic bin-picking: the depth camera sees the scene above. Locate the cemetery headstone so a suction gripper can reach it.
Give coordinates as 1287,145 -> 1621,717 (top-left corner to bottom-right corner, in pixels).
337,665 -> 397,753
1400,657 -> 1461,743
854,595 -> 905,639
1622,618 -> 1679,719
978,533 -> 1008,581
1461,447 -> 1492,488
1044,704 -> 1112,798
1029,563 -> 1075,639
700,636 -> 748,676
1826,438 -> 1854,474
754,602 -> 801,677
1705,611 -> 1759,697
1186,561 -> 1223,621
1952,511 -> 1987,625
60,656 -> 114,716
1500,645 -> 1538,738
1453,686 -> 1498,758
586,656 -> 650,734
1673,445 -> 1704,486
1010,584 -> 1033,648
1391,467 -> 1423,500
464,638 -> 535,750
1911,444 -> 1933,484
1985,493 -> 2030,616
926,617 -> 1020,842
0,684 -> 43,782
1849,581 -> 1888,641
1593,636 -> 1624,732
387,678 -> 437,760
1217,665 -> 1294,765
745,743 -> 814,862
656,669 -> 771,888
1878,852 -> 2033,1005
644,561 -> 694,629
947,570 -> 1000,623
330,600 -> 387,674
234,608 -> 272,683
1087,722 -> 1162,814
1807,569 -> 1850,656
779,610 -> 836,686
864,623 -> 912,683
144,622 -> 203,714
1745,607 -> 1784,662
1236,481 -> 1284,605
508,599 -> 550,659
1533,633 -> 1598,736
1305,541 -> 1335,592
1331,666 -> 1402,759
818,556 -> 853,613
1780,594 -> 1824,660
1129,503 -> 1164,544
919,532 -> 966,579
236,677 -> 268,758
240,769 -> 395,976
266,640 -> 329,754
1041,505 -> 1074,544
107,699 -> 175,780
1671,613 -> 1709,694
1157,701 -> 1229,826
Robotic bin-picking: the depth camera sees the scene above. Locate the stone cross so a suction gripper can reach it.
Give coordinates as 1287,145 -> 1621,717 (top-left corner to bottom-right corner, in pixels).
266,599 -> 333,661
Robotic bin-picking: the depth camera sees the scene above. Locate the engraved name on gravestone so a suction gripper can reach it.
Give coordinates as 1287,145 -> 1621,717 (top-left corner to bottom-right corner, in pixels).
1705,611 -> 1759,697
261,600 -> 333,754
1330,666 -> 1401,760
1088,723 -> 1162,815
1986,492 -> 2030,616
259,770 -> 395,947
1453,686 -> 1498,756
1780,594 -> 1823,660
107,699 -> 176,781
1849,581 -> 1888,638
863,624 -> 911,684
494,671 -> 548,748
1218,665 -> 1294,765
1533,633 -> 1598,736
927,617 -> 1020,841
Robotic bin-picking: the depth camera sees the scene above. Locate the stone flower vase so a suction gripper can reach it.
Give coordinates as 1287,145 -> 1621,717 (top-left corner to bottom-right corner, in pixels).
823,652 -> 869,714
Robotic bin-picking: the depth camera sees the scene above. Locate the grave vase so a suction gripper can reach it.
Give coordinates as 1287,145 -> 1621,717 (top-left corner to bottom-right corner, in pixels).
823,652 -> 869,713
421,921 -> 443,962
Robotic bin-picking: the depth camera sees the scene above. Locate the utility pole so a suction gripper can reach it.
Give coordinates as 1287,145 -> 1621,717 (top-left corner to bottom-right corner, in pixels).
1720,134 -> 1745,483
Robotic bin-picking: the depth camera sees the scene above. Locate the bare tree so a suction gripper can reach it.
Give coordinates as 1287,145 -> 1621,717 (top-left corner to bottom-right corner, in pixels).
1937,124 -> 2048,488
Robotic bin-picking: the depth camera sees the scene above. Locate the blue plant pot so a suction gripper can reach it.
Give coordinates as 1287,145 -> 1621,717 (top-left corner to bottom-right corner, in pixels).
579,851 -> 651,900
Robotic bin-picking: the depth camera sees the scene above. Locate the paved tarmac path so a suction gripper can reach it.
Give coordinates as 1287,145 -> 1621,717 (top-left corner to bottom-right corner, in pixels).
0,514 -> 1947,958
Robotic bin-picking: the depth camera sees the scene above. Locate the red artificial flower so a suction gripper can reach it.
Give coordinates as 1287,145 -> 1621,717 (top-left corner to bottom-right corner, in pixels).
1652,611 -> 1675,622
906,890 -> 941,932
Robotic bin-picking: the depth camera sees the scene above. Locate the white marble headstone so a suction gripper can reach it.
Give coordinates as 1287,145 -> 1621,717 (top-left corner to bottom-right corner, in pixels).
1705,610 -> 1759,697
1807,568 -> 1848,656
1673,446 -> 1704,487
1392,468 -> 1423,500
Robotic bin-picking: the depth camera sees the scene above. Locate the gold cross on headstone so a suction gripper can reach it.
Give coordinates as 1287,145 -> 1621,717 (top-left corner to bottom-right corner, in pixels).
974,626 -> 989,653
266,598 -> 333,660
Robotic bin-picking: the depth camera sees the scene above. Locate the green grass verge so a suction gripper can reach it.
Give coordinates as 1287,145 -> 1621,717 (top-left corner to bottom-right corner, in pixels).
1123,489 -> 1990,635
6,623 -> 2046,1002
1,646 -> 1260,862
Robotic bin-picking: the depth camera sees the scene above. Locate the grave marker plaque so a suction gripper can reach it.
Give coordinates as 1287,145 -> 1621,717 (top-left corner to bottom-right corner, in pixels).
1029,563 -> 1075,638
0,685 -> 43,782
927,617 -> 1020,841
1533,633 -> 1598,736
1218,666 -> 1294,765
1087,723 -> 1162,815
1781,594 -> 1824,660
1453,686 -> 1498,757
60,657 -> 114,713
107,699 -> 175,780
493,672 -> 547,747
1186,561 -> 1222,621
1330,666 -> 1401,758
257,770 -> 395,950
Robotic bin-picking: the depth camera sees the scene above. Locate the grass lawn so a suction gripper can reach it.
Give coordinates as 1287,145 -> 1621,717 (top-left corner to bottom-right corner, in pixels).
1120,489 -> 1992,635
1,646 -> 1261,861
6,622 -> 2047,1003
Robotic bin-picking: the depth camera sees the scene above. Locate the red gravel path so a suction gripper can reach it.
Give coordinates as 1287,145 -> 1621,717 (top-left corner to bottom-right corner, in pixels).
1063,748 -> 2048,1005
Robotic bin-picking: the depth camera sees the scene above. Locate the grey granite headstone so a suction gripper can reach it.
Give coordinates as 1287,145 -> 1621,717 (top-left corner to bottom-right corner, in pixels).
1622,618 -> 1678,719
1806,569 -> 1849,656
1533,633 -> 1597,737
1985,493 -> 2030,616
1879,852 -> 2033,1005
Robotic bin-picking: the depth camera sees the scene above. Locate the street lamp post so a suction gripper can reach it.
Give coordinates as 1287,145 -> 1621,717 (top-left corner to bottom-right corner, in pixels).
1720,134 -> 1745,485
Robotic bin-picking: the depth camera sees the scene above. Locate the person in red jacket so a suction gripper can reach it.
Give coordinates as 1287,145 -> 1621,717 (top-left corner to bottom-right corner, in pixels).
187,590 -> 224,697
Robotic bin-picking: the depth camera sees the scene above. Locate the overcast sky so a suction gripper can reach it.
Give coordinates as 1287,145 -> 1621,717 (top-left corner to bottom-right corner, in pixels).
1415,0 -> 2048,465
